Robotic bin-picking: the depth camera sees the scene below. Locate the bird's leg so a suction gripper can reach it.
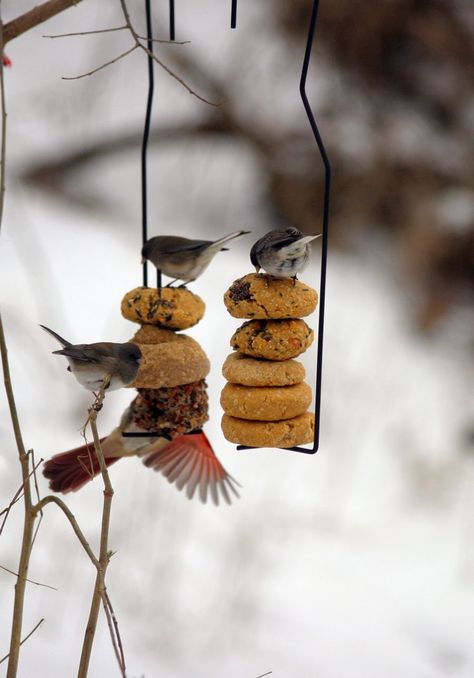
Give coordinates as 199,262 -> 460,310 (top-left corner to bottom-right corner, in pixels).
291,275 -> 298,286
80,375 -> 111,437
166,278 -> 179,287
178,281 -> 190,288
92,375 -> 111,411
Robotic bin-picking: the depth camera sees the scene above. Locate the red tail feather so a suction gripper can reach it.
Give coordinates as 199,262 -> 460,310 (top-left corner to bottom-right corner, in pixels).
43,440 -> 120,493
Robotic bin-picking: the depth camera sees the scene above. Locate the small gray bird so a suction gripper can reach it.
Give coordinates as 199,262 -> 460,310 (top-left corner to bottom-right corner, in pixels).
141,230 -> 251,286
40,325 -> 142,392
250,227 -> 321,279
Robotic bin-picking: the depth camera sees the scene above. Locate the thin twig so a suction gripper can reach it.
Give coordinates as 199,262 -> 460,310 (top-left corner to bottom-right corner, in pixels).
34,496 -> 100,569
0,312 -> 38,678
0,486 -> 24,535
0,619 -> 45,665
43,25 -> 189,44
101,592 -> 126,677
77,378 -> 123,677
142,44 -> 219,106
136,35 -> 190,45
0,20 -> 38,667
103,591 -> 126,672
118,0 -> 217,106
29,450 -> 45,549
0,14 -> 7,234
30,451 -> 43,506
43,25 -> 128,38
62,44 -> 138,81
0,458 -> 43,537
0,564 -> 57,591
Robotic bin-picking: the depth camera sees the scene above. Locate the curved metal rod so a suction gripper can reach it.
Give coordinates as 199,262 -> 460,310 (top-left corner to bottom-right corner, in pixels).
141,0 -> 160,288
237,0 -> 331,454
169,0 -> 176,41
231,0 -> 238,29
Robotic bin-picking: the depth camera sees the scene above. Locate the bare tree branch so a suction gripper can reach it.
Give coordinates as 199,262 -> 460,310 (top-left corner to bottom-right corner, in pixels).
0,564 -> 57,591
43,25 -> 189,44
0,18 -> 7,234
77,378 -> 125,677
101,591 -> 126,677
62,44 -> 138,81
118,0 -> 218,106
0,619 -> 45,665
44,25 -> 128,38
0,311 -> 37,678
3,0 -> 83,44
0,459 -> 43,537
34,495 -> 100,569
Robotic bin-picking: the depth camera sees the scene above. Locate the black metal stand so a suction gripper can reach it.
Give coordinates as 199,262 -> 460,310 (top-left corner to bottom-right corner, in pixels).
237,0 -> 331,454
137,1 -> 330,451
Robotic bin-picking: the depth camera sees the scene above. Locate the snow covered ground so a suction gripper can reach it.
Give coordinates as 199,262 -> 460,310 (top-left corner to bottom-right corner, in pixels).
1,2 -> 473,677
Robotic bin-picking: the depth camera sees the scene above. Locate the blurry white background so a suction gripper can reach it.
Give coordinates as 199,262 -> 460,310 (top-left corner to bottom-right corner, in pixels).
1,1 -> 474,677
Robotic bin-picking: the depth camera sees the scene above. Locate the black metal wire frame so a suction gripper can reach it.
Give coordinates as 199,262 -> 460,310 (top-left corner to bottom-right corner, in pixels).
135,0 -> 329,449
169,0 -> 175,40
231,0 -> 238,28
141,0 -> 162,289
237,0 -> 331,454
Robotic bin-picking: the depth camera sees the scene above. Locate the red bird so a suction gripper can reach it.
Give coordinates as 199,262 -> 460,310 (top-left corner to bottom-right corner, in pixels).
43,410 -> 240,506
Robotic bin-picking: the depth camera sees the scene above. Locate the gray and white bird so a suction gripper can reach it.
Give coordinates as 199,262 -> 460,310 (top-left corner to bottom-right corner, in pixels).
40,325 -> 142,392
250,227 -> 321,279
141,230 -> 251,286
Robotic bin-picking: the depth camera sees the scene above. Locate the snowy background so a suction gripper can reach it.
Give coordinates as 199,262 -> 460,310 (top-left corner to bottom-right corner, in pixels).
1,1 -> 473,677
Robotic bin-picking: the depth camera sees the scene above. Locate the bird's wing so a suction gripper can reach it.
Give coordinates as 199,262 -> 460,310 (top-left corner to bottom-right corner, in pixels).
161,239 -> 212,253
52,347 -> 93,361
267,231 -> 303,248
250,242 -> 261,268
53,343 -> 117,363
142,431 -> 240,505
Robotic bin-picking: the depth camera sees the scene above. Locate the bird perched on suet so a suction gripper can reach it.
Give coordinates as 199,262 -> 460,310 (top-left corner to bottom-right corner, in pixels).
40,325 -> 142,392
250,227 -> 321,279
141,230 -> 251,286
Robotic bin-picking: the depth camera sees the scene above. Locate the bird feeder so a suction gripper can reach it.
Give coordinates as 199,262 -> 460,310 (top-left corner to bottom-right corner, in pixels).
129,0 -> 330,455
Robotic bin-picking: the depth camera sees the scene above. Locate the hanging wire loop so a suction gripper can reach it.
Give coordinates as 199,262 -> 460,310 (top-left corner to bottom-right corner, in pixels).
237,0 -> 331,455
231,0 -> 238,29
169,0 -> 176,41
141,0 -> 161,288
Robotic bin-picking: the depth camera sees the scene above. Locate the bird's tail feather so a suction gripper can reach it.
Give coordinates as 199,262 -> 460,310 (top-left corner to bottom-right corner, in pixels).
299,234 -> 321,245
43,440 -> 120,493
39,324 -> 71,347
211,230 -> 250,250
